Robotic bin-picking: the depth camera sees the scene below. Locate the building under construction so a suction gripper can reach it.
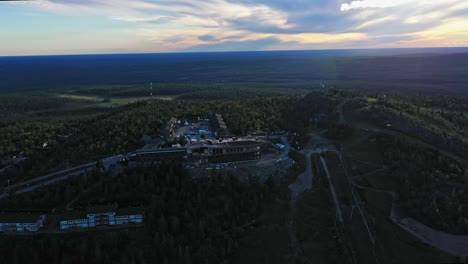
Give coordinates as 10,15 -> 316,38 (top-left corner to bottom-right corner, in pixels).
160,117 -> 177,138
210,113 -> 228,138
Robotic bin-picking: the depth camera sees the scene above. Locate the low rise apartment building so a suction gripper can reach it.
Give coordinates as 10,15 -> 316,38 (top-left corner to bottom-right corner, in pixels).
0,213 -> 46,233
60,204 -> 144,231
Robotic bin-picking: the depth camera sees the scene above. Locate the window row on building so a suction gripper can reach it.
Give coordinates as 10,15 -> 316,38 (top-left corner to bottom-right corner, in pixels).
0,214 -> 46,233
59,204 -> 144,231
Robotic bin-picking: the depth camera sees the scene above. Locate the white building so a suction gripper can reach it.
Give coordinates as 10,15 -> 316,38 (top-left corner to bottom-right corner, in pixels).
60,204 -> 144,231
0,213 -> 46,233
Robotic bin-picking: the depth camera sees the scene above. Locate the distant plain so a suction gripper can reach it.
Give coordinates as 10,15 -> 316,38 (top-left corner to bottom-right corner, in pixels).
1,48 -> 468,97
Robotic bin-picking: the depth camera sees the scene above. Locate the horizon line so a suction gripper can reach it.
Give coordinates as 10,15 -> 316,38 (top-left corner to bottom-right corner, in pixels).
1,46 -> 468,58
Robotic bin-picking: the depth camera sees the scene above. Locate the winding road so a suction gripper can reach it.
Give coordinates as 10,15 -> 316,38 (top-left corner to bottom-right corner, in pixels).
352,181 -> 468,257
0,155 -> 124,200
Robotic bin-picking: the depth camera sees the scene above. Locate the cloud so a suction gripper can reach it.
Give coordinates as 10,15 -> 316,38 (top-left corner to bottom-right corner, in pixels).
402,18 -> 468,47
183,37 -> 282,52
353,16 -> 395,30
339,0 -> 468,48
35,0 -> 294,30
275,32 -> 367,44
198,35 -> 216,42
341,0 -> 411,11
3,0 -> 468,54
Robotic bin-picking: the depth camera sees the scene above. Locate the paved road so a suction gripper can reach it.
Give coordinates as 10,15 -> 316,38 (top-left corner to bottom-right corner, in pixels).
0,165 -> 12,175
289,151 -> 313,194
397,217 -> 468,257
0,157 -> 28,175
7,162 -> 95,190
0,155 -> 124,200
352,181 -> 468,257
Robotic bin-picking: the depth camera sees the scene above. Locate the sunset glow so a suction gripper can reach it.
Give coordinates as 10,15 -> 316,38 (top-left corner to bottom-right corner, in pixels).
1,0 -> 467,55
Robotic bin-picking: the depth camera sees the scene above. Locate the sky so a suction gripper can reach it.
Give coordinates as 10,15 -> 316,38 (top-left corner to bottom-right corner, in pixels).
1,0 -> 468,55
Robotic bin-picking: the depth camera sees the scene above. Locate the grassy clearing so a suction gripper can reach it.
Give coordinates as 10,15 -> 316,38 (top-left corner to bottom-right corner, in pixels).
56,93 -> 155,108
55,94 -> 101,101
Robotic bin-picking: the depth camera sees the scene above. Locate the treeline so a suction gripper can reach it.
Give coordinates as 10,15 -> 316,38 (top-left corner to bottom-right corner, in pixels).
0,163 -> 275,264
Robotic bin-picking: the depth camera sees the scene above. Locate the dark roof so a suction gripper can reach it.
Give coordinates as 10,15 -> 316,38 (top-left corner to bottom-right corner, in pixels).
0,213 -> 43,223
59,211 -> 87,221
227,141 -> 261,147
189,140 -> 261,149
86,204 -> 118,214
117,207 -> 145,216
132,148 -> 187,155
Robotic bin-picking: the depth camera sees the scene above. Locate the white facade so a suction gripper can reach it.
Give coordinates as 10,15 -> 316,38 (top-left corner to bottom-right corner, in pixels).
112,214 -> 144,225
0,214 -> 46,233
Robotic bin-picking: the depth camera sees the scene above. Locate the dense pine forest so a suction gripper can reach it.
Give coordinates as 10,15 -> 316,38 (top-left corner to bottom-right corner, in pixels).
0,164 -> 276,264
0,94 -> 302,188
1,87 -> 467,263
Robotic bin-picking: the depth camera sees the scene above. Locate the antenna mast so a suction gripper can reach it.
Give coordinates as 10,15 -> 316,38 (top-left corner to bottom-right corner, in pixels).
150,82 -> 153,97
